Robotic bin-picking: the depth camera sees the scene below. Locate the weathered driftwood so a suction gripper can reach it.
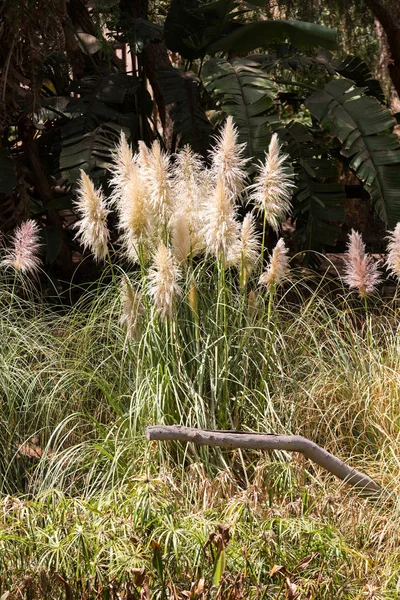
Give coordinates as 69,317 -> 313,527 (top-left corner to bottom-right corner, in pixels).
146,425 -> 381,496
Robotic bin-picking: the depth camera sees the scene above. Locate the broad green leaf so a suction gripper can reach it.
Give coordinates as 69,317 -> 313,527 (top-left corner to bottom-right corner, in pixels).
202,57 -> 279,157
206,20 -> 337,55
60,122 -> 129,181
157,67 -> 212,154
305,79 -> 400,227
280,122 -> 346,250
212,548 -> 226,587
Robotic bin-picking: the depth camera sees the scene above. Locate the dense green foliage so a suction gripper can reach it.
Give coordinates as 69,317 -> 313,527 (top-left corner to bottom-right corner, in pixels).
0,262 -> 399,597
1,0 -> 400,278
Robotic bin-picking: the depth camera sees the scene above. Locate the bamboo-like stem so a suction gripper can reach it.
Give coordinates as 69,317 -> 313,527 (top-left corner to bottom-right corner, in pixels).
146,425 -> 382,496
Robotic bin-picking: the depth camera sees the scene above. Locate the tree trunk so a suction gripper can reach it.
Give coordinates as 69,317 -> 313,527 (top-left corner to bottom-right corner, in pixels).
365,0 -> 400,99
121,0 -> 174,148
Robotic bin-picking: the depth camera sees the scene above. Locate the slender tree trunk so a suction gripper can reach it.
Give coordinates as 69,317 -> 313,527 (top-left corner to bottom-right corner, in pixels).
365,0 -> 400,98
121,0 -> 174,148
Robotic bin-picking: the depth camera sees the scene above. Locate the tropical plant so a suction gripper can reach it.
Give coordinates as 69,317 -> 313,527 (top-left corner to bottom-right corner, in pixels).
1,0 -> 400,277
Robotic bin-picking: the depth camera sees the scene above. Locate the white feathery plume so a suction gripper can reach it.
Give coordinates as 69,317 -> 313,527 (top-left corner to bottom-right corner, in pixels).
201,175 -> 241,263
209,115 -> 248,202
250,133 -> 295,232
117,161 -> 151,263
109,132 -> 135,207
74,171 -> 110,262
385,223 -> 400,281
141,140 -> 173,223
259,238 -> 290,289
171,145 -> 206,262
171,214 -> 193,265
120,277 -> 144,339
343,229 -> 381,297
148,243 -> 182,319
228,212 -> 260,276
137,140 -> 150,170
1,219 -> 42,273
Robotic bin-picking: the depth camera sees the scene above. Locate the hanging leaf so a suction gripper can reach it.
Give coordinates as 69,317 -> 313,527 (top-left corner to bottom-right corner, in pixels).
305,79 -> 400,228
60,122 -> 129,181
279,122 -> 346,250
206,20 -> 337,55
202,57 -> 279,157
157,66 -> 212,153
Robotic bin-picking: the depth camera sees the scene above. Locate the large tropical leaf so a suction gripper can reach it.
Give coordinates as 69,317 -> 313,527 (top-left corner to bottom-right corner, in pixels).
60,122 -> 128,182
206,20 -> 337,55
254,50 -> 384,102
305,79 -> 400,228
279,122 -> 346,250
157,67 -> 212,154
202,57 -> 279,157
165,0 -> 239,60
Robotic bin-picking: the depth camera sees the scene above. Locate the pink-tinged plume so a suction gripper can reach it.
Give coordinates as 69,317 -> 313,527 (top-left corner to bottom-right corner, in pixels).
386,223 -> 400,281
2,219 -> 42,274
343,229 -> 381,297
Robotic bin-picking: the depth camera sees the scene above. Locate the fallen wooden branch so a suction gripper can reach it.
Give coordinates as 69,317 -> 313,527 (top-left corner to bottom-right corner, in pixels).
146,425 -> 381,496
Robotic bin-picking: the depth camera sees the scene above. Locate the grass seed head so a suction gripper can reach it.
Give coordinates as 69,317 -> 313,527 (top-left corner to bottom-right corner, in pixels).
148,243 -> 182,319
120,277 -> 144,339
233,212 -> 260,279
1,219 -> 42,274
209,115 -> 248,202
118,163 -> 151,263
74,171 -> 110,262
343,229 -> 381,298
250,133 -> 295,232
385,222 -> 400,281
201,176 -> 241,263
109,132 -> 135,207
141,140 -> 173,224
259,238 -> 290,289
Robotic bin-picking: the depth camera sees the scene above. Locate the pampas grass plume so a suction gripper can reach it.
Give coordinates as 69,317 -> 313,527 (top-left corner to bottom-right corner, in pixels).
118,162 -> 150,263
148,243 -> 182,319
237,212 -> 260,279
74,171 -> 110,262
386,223 -> 400,281
202,176 -> 240,263
250,133 -> 295,232
141,140 -> 173,222
109,132 -> 134,206
259,238 -> 290,289
171,146 -> 205,260
120,277 -> 143,339
210,115 -> 248,202
343,229 -> 381,297
2,219 -> 42,274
